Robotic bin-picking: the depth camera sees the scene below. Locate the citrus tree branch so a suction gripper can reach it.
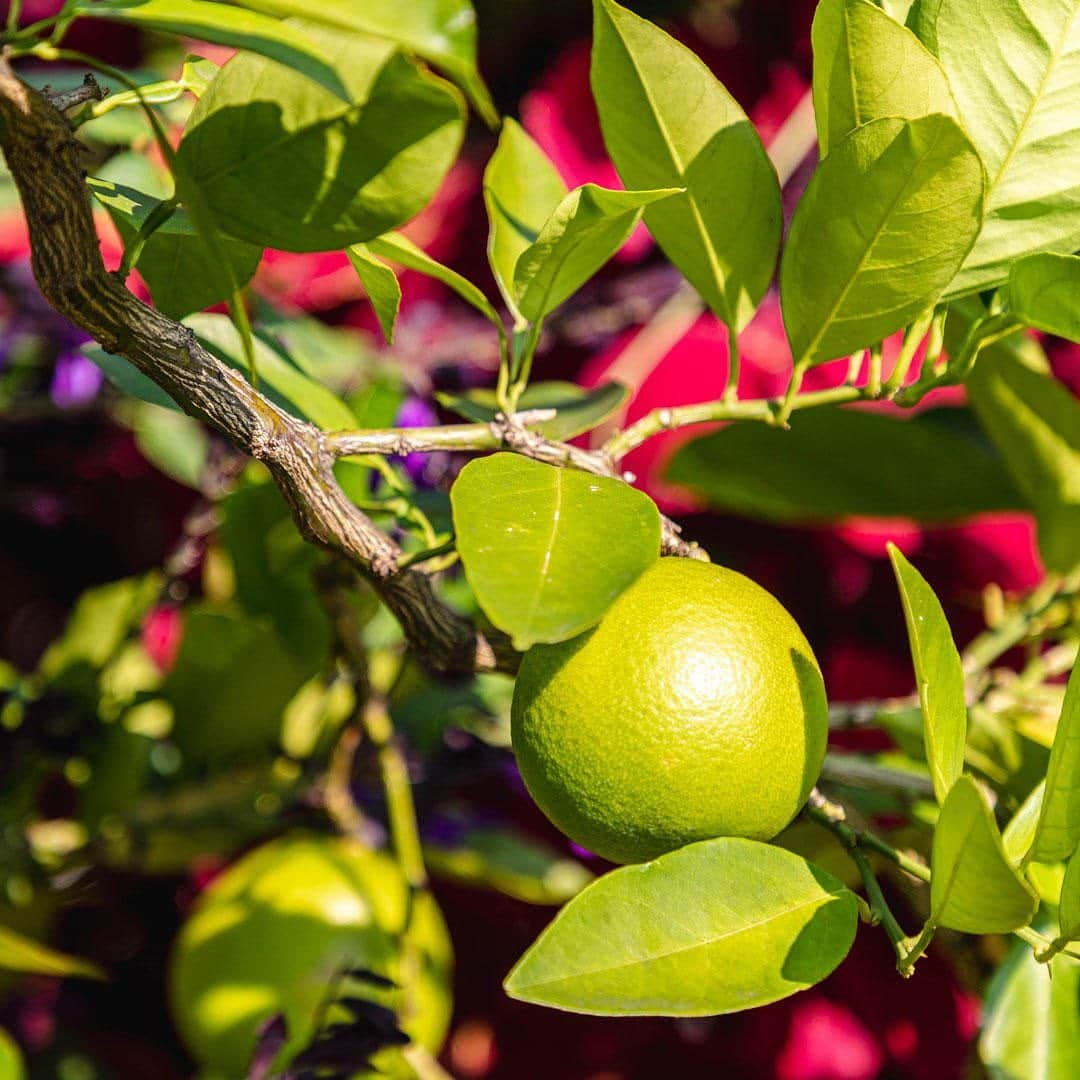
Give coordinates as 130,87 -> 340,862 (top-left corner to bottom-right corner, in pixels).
0,57 -> 515,676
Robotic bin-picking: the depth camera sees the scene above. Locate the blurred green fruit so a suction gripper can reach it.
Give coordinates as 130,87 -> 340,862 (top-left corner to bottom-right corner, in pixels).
169,834 -> 452,1077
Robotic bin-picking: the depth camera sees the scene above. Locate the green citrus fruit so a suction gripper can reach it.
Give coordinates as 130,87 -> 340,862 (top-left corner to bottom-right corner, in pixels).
169,833 -> 452,1078
511,557 -> 829,864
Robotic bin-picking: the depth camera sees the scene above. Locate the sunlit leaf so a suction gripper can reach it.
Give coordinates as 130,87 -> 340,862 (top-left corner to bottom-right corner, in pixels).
888,545 -> 967,804
781,114 -> 984,367
591,0 -> 780,330
1031,663 -> 1080,864
930,775 -> 1037,933
347,246 -> 402,344
450,454 -> 660,649
505,838 -> 857,1015
0,925 -> 104,981
1009,252 -> 1080,341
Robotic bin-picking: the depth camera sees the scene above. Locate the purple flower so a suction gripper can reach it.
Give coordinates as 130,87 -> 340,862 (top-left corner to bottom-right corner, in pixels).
393,395 -> 445,486
49,351 -> 103,409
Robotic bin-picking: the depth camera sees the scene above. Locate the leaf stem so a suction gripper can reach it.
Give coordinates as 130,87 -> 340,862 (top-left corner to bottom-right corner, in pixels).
961,576 -> 1065,674
723,323 -> 739,404
117,196 -> 178,279
897,920 -> 936,977
867,342 -> 883,396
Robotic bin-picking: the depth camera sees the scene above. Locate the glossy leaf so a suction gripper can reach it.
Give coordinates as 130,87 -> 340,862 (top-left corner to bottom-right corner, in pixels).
505,838 -> 857,1015
888,545 -> 967,804
1010,252 -> 1080,341
178,24 -> 464,252
367,232 -> 501,327
591,0 -> 780,331
70,0 -> 349,99
515,184 -> 679,321
1059,851 -> 1080,943
781,114 -> 984,368
425,827 -> 594,905
980,934 -> 1080,1079
450,454 -> 660,649
1003,780 -> 1045,866
666,407 -> 1021,523
346,246 -> 402,344
966,347 -> 1080,574
437,381 -> 629,441
0,925 -> 104,981
185,314 -> 356,431
88,177 -> 261,319
930,775 -> 1037,933
231,0 -> 496,124
935,0 -> 1080,296
812,0 -> 956,156
483,119 -> 567,319
1031,663 -> 1080,863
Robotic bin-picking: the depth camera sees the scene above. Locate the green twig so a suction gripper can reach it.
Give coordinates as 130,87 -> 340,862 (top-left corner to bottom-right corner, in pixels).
117,197 -> 178,279
724,323 -> 740,404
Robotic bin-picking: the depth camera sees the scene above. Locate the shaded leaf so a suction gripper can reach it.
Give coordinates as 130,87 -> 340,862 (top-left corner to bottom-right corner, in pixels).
505,838 -> 857,1015
781,114 -> 984,367
424,826 -> 594,904
89,177 -> 261,319
483,119 -> 567,319
930,775 -> 1037,933
178,23 -> 464,252
83,344 -> 182,411
591,0 -> 780,330
666,406 -> 1022,523
232,0 -> 495,124
812,0 -> 956,156
980,931 -> 1080,1079
450,454 -> 660,649
367,232 -> 501,327
128,403 -> 209,489
966,347 -> 1080,574
346,247 -> 401,344
1059,851 -> 1080,943
70,0 -> 349,99
437,381 -> 629,441
935,0 -> 1080,296
186,313 -> 356,430
1031,663 -> 1080,864
888,545 -> 967,804
0,925 -> 104,981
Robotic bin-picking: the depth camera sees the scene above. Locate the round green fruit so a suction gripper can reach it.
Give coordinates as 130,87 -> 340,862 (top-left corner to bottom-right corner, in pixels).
511,557 -> 829,864
169,834 -> 452,1078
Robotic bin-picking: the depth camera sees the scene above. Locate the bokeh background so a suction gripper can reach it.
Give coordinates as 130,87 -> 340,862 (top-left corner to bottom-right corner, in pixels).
2,1 -> 1078,1076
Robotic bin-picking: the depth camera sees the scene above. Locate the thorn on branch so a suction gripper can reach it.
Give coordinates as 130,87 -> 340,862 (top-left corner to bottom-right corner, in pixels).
44,73 -> 107,114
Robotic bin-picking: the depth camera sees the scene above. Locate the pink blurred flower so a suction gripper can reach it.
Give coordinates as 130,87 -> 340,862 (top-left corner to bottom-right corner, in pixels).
141,605 -> 183,673
774,999 -> 883,1080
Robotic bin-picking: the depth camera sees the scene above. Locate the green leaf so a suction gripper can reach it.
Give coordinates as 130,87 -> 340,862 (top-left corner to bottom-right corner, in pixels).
450,454 -> 660,649
666,407 -> 1022,523
0,925 -> 104,981
930,775 -> 1038,933
980,933 -> 1080,1079
504,838 -> 857,1015
966,347 -> 1080,574
367,232 -> 502,327
1059,851 -> 1080,942
178,23 -> 464,253
781,114 -> 984,367
514,184 -> 680,321
70,0 -> 349,99
1031,663 -> 1080,864
811,0 -> 957,156
888,545 -> 967,805
591,0 -> 780,331
346,246 -> 402,344
483,119 -> 568,320
88,176 -> 261,319
185,313 -> 356,430
0,1027 -> 25,1080
128,403 -> 209,489
1003,780 -> 1045,866
230,0 -> 496,124
83,345 -> 182,411
425,826 -> 595,905
1010,252 -> 1080,341
437,381 -> 629,441
935,0 -> 1080,297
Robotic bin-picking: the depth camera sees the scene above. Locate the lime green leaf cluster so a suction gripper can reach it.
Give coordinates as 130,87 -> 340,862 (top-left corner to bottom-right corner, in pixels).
450,454 -> 661,650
